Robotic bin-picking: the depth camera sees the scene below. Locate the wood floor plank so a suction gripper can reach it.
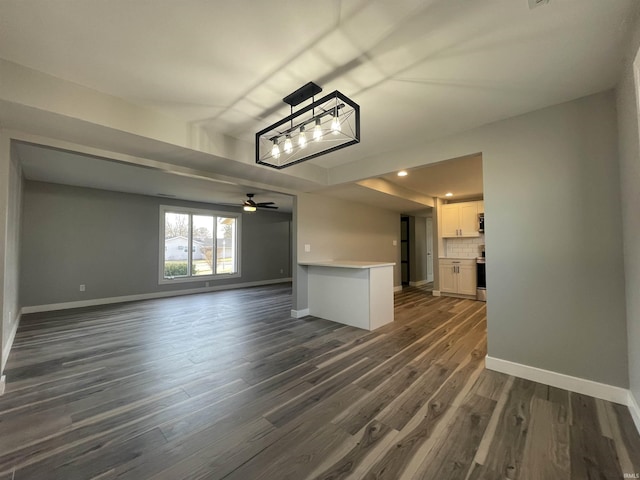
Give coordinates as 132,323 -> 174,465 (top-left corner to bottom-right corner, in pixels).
610,402 -> 640,473
264,357 -> 378,428
361,352 -> 485,479
220,383 -> 370,480
334,364 -> 421,435
519,398 -> 570,480
0,284 -> 636,479
478,377 -> 537,479
310,420 -> 396,480
411,394 -> 495,479
569,393 -> 623,479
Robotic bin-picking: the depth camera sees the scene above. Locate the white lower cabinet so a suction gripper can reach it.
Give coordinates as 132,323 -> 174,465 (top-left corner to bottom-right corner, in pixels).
439,259 -> 477,296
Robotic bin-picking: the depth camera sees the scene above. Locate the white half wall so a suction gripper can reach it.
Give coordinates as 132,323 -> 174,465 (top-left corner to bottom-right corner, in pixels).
294,193 -> 400,310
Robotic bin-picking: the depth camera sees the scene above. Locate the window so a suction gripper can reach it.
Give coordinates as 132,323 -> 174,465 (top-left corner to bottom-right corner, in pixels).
160,206 -> 240,283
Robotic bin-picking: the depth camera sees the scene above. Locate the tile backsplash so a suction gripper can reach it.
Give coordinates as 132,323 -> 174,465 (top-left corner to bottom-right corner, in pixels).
445,235 -> 485,258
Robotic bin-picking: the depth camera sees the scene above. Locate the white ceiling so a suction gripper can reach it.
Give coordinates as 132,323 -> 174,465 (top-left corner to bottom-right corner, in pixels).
0,0 -> 637,208
15,142 -> 294,212
381,154 -> 484,200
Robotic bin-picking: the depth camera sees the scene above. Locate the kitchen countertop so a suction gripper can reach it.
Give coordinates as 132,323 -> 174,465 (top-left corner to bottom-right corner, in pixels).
438,257 -> 478,261
299,260 -> 395,269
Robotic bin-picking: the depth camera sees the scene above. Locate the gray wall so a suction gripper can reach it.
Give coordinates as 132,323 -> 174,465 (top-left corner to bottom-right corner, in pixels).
617,12 -> 640,406
456,92 -> 627,387
20,181 -> 292,307
0,135 -> 23,375
311,91 -> 628,388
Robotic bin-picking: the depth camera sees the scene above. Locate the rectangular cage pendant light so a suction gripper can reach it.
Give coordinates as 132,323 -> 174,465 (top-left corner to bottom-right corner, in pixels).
256,83 -> 360,169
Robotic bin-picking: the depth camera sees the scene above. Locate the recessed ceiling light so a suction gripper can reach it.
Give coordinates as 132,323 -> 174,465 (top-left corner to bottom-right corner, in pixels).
397,170 -> 408,177
445,192 -> 453,197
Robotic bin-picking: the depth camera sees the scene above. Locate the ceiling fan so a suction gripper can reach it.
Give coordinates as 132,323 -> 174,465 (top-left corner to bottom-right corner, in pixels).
242,193 -> 278,212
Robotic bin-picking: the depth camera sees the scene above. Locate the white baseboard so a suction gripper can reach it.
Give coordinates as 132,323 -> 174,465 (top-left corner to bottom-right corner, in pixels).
432,290 -> 441,297
291,308 -> 310,318
1,311 -> 20,374
485,355 -> 630,406
393,286 -> 403,292
409,280 -> 430,287
629,390 -> 640,435
21,278 -> 293,315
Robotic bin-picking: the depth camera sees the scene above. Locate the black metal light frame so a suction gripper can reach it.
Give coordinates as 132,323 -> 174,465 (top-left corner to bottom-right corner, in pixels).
255,86 -> 360,169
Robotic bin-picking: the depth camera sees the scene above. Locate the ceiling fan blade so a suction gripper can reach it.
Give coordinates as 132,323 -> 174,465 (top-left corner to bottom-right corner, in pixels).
256,202 -> 275,206
258,205 -> 279,209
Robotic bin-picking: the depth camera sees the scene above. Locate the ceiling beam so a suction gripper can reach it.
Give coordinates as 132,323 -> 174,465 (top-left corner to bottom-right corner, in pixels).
355,178 -> 434,208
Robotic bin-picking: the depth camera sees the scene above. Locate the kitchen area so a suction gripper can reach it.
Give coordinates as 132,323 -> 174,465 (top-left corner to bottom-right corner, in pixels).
437,199 -> 486,302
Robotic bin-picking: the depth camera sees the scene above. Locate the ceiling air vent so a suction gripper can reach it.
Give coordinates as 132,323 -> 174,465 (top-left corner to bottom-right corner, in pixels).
528,0 -> 549,9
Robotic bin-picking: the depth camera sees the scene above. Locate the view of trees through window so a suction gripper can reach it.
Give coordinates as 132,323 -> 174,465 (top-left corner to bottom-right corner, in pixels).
162,209 -> 237,280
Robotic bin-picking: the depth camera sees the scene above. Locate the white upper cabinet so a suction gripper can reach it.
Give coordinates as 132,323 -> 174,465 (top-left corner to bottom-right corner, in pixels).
441,204 -> 461,237
441,201 -> 480,238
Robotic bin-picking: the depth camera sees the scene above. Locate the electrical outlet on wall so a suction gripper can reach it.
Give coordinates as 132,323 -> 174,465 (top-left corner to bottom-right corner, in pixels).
393,240 -> 397,246
280,269 -> 284,274
304,244 -> 311,252
79,284 -> 86,292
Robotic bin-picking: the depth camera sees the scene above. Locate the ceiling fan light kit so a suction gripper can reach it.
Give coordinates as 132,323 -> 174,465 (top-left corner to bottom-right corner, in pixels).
242,193 -> 277,213
528,0 -> 549,9
256,82 -> 360,169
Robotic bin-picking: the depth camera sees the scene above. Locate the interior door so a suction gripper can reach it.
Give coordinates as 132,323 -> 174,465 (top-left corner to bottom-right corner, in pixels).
400,216 -> 410,286
426,217 -> 433,283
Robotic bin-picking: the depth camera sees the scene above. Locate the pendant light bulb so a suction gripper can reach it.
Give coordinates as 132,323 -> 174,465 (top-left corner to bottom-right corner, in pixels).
313,118 -> 322,142
298,126 -> 307,149
284,135 -> 293,154
271,139 -> 280,159
331,109 -> 341,135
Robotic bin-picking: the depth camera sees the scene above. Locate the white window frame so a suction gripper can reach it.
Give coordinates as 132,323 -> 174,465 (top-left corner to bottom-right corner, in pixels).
159,205 -> 241,284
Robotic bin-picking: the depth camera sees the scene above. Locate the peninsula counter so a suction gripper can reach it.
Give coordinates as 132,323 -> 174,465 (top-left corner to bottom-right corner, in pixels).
298,261 -> 395,331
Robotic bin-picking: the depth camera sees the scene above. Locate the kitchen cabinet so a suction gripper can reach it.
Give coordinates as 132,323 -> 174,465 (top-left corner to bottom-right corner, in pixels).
441,201 -> 480,237
439,259 -> 477,296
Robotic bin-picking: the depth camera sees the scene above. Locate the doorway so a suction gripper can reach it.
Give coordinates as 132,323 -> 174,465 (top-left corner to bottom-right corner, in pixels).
426,217 -> 434,283
400,216 -> 410,286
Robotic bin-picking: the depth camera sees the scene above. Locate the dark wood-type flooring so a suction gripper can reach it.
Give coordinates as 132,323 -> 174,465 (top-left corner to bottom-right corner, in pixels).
1,284 -> 639,479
